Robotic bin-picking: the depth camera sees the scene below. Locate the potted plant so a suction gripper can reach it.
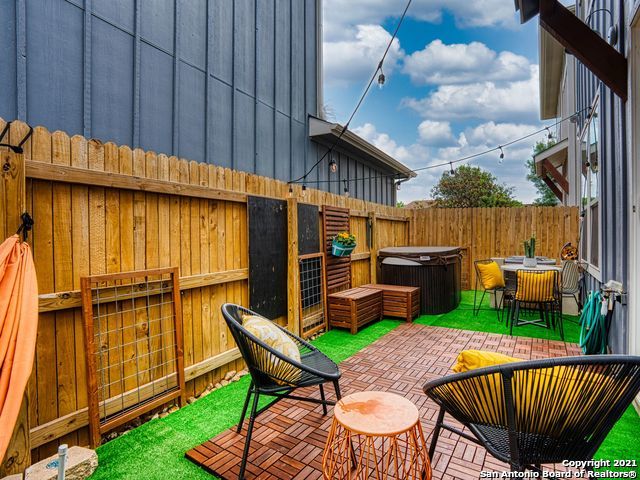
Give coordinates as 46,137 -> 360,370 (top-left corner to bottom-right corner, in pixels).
332,231 -> 356,257
523,235 -> 537,268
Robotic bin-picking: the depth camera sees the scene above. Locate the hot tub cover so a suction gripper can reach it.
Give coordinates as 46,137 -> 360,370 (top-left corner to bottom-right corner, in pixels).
378,246 -> 461,265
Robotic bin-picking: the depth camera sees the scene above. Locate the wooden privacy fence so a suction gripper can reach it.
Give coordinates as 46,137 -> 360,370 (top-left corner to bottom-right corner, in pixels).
411,206 -> 580,289
0,119 -> 408,464
0,118 -> 578,466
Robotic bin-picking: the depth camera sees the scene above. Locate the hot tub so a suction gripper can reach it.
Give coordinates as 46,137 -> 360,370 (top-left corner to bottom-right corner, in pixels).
378,246 -> 462,315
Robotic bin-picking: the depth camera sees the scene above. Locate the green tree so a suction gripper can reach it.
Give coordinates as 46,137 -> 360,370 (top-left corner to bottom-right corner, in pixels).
526,140 -> 559,206
396,201 -> 405,208
431,164 -> 522,208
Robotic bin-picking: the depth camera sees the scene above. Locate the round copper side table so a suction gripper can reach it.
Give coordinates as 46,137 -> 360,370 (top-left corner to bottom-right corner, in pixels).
322,391 -> 432,480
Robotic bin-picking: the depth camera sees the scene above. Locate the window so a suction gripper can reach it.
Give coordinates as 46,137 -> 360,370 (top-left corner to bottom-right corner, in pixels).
580,99 -> 601,273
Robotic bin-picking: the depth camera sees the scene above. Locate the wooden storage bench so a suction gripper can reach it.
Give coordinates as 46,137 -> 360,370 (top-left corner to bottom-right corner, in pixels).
361,284 -> 420,322
328,287 -> 382,334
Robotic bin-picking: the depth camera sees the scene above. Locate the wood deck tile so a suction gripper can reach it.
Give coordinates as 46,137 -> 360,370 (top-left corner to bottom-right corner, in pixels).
185,324 -> 580,479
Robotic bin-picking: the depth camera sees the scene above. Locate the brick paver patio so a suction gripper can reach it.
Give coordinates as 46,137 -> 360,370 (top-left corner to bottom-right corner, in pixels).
186,324 -> 582,479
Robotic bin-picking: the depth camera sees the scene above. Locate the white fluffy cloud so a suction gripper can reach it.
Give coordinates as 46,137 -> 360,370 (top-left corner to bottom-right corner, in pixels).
403,65 -> 540,123
324,0 -> 518,41
352,121 -> 544,203
417,120 -> 455,146
352,123 -> 429,168
323,25 -> 403,87
403,40 -> 531,85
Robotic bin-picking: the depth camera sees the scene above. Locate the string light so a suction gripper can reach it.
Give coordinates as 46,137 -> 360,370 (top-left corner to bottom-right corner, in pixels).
286,0 -> 413,186
329,158 -> 338,173
546,127 -> 553,140
289,107 -> 590,187
377,65 -> 386,89
288,185 -> 293,197
449,162 -> 455,175
343,180 -> 350,197
301,184 -> 307,197
396,181 -> 401,191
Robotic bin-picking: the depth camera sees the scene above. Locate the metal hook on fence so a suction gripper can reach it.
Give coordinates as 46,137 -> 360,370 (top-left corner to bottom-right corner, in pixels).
0,122 -> 33,154
16,212 -> 34,242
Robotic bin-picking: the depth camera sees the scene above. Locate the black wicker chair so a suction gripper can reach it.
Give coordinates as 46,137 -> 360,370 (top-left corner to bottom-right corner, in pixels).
423,355 -> 640,473
221,303 -> 342,479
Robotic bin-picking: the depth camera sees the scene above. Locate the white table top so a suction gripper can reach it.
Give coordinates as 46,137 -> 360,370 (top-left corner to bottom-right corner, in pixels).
500,263 -> 561,272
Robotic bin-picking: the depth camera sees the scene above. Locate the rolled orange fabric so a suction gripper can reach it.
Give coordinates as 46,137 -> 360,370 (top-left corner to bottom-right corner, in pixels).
0,235 -> 38,462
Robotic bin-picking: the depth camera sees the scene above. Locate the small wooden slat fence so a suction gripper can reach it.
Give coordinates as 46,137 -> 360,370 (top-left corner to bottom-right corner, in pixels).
0,117 -> 578,464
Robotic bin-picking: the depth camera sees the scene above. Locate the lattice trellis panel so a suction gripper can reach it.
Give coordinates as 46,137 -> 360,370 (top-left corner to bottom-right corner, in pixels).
81,267 -> 185,447
299,253 -> 327,338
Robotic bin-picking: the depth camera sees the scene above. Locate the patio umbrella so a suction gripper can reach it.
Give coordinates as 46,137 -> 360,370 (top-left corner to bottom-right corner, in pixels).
0,234 -> 38,461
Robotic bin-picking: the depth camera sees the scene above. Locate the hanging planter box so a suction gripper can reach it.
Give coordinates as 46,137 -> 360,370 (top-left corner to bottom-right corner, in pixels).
332,239 -> 356,257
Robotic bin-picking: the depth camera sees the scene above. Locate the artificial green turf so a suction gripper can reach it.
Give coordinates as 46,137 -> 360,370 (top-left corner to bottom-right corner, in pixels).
90,319 -> 402,480
90,297 -> 639,479
414,290 -> 581,344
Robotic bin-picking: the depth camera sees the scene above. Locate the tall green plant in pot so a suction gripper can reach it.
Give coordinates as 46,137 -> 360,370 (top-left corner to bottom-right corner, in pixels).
523,236 -> 537,267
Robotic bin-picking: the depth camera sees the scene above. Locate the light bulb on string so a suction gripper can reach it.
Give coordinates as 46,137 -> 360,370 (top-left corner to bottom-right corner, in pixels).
329,158 -> 338,173
499,146 -> 505,163
343,180 -> 350,197
301,184 -> 307,198
396,182 -> 401,191
288,184 -> 293,197
546,127 -> 553,140
377,63 -> 386,89
449,162 -> 455,175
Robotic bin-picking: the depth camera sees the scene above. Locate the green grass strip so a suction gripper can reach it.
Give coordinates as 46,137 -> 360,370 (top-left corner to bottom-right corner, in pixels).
90,319 -> 402,480
414,290 -> 581,344
91,297 -> 638,479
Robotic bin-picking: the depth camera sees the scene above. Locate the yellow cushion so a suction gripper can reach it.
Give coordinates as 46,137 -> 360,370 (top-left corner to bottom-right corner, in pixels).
242,314 -> 301,385
448,350 -> 615,435
476,262 -> 505,290
515,270 -> 556,302
452,349 -> 520,373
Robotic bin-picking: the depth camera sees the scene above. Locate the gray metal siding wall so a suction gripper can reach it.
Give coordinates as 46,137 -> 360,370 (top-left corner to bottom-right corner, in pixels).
2,1 -> 398,200
307,141 -> 397,205
575,0 -> 628,353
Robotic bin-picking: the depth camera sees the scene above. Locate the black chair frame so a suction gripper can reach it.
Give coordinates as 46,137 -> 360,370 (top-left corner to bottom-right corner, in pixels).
508,269 -> 564,340
424,355 -> 640,473
221,303 -> 342,479
473,259 -> 507,321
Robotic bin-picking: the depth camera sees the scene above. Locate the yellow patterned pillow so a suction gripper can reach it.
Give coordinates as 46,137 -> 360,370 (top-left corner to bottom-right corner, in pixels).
515,270 -> 556,302
452,349 -> 520,373
476,261 -> 505,290
242,314 -> 301,384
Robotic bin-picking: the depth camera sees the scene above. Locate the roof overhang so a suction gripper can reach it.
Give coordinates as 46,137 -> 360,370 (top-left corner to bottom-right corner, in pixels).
538,5 -> 574,120
534,138 -> 569,200
308,116 -> 416,179
514,0 -> 627,101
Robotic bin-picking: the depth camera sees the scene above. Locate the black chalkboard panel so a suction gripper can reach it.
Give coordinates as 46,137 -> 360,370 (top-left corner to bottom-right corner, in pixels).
248,196 -> 288,319
298,203 -> 320,256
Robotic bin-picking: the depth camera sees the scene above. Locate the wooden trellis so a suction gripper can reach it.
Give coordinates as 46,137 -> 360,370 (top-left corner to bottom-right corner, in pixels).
81,267 -> 185,447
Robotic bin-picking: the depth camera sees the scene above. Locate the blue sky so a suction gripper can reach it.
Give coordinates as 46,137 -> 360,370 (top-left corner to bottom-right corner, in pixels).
322,1 -> 548,203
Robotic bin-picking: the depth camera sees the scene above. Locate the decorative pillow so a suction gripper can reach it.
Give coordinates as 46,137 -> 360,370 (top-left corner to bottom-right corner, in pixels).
476,262 -> 505,290
242,314 -> 301,384
515,270 -> 556,302
452,349 -> 520,373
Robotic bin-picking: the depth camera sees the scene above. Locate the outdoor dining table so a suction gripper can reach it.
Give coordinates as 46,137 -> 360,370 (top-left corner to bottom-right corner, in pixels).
489,259 -> 578,315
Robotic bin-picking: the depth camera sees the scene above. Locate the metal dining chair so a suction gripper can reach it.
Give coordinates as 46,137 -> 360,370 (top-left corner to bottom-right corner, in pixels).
561,260 -> 582,313
509,269 -> 563,340
473,259 -> 507,321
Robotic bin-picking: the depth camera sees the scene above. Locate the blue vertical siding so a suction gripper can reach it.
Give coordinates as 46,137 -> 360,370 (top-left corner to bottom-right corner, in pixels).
1,0 -> 397,205
575,0 -> 628,353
